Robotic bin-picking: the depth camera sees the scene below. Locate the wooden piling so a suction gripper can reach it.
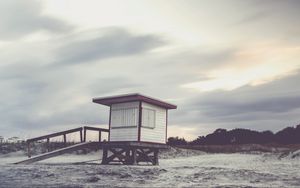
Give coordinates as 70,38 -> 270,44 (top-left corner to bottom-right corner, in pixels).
27,142 -> 31,158
132,148 -> 137,165
100,142 -> 168,165
63,134 -> 66,146
46,138 -> 50,152
153,149 -> 159,165
102,146 -> 108,164
80,130 -> 83,142
83,129 -> 86,142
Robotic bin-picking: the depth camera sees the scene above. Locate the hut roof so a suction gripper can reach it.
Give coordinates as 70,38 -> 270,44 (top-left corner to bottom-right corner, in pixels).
93,93 -> 177,109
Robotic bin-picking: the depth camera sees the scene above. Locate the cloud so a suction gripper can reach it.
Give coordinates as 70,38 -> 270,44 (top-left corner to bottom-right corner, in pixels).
189,71 -> 300,113
0,70 -> 140,137
0,0 -> 300,139
0,58 -> 143,138
0,0 -> 73,40
182,42 -> 300,92
88,77 -> 142,95
197,95 -> 300,117
55,28 -> 165,65
233,11 -> 268,26
0,26 -> 165,137
175,71 -> 300,133
1,36 -> 299,139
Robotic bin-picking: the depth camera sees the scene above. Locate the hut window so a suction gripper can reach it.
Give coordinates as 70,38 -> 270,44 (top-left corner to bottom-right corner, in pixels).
142,108 -> 156,129
111,107 -> 138,128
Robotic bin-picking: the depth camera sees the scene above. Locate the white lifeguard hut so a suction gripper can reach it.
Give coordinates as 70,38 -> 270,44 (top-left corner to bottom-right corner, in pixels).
93,93 -> 177,165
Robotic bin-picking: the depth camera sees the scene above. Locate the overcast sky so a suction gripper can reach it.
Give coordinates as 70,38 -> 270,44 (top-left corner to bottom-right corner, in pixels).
0,0 -> 300,140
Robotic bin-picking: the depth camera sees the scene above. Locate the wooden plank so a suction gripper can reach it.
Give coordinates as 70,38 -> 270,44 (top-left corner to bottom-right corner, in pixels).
99,130 -> 101,142
27,127 -> 83,143
83,128 -> 86,142
108,107 -> 112,141
125,149 -> 131,165
153,149 -> 159,165
106,148 -> 126,163
101,147 -> 108,164
132,148 -> 137,165
138,101 -> 142,141
99,144 -> 162,165
80,130 -> 83,142
14,142 -> 101,165
102,141 -> 169,149
84,126 -> 109,132
136,148 -> 154,164
27,142 -> 31,158
47,138 -> 50,152
63,134 -> 66,143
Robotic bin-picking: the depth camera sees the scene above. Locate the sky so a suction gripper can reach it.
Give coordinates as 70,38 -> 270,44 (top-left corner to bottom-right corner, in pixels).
0,0 -> 300,141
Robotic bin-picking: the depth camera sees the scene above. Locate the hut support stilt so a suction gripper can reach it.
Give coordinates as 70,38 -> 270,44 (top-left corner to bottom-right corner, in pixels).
101,146 -> 159,165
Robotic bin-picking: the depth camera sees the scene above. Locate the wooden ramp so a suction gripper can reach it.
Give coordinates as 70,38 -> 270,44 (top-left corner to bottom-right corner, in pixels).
14,142 -> 101,165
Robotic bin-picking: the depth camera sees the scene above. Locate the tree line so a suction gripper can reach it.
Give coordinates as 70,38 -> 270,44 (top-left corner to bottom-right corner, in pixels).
167,124 -> 300,145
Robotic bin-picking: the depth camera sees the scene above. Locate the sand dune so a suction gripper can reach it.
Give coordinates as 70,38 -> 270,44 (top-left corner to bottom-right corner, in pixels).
0,148 -> 299,187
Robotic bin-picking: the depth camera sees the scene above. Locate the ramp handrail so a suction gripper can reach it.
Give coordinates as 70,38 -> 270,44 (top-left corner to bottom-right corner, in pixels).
26,126 -> 109,158
83,126 -> 109,142
27,127 -> 83,143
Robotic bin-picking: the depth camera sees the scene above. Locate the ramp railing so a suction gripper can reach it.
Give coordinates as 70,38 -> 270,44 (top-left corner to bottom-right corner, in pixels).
26,126 -> 109,158
83,126 -> 109,142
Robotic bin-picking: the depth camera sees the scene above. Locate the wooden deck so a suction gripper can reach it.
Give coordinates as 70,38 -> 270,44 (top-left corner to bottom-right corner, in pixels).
102,141 -> 169,149
14,126 -> 168,165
